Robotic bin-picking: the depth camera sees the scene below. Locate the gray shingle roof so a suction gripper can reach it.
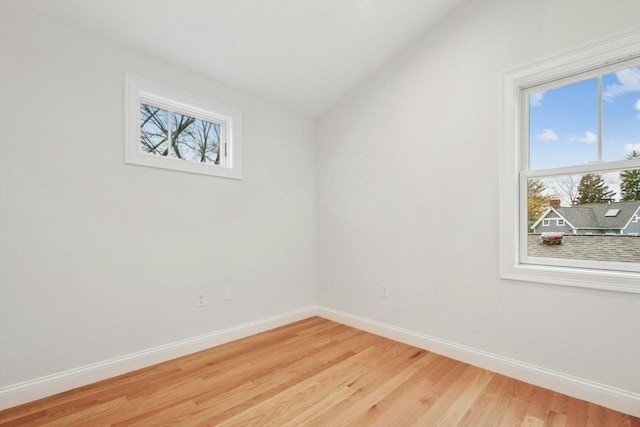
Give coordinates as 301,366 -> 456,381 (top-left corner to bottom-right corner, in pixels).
555,200 -> 640,230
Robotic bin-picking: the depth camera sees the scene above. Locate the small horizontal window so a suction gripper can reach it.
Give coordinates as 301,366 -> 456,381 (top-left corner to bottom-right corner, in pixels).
125,74 -> 242,179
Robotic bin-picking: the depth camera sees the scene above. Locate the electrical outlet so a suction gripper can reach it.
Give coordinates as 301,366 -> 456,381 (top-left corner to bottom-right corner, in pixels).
225,286 -> 233,301
197,292 -> 206,307
381,285 -> 389,298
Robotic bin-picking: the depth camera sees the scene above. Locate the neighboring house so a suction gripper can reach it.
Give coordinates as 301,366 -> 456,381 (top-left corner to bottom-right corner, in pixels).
531,200 -> 640,235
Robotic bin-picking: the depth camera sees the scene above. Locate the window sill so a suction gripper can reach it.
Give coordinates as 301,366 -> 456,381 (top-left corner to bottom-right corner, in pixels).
501,263 -> 640,294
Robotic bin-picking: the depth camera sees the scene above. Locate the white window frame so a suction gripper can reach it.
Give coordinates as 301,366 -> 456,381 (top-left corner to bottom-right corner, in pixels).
124,73 -> 242,179
557,219 -> 565,227
499,29 -> 640,294
542,219 -> 550,227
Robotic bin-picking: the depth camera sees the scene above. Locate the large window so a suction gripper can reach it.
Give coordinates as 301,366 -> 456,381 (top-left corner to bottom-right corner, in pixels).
500,30 -> 640,293
125,74 -> 242,179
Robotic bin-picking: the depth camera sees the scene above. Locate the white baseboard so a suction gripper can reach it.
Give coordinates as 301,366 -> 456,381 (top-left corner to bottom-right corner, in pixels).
3,305 -> 638,417
316,306 -> 640,417
0,306 -> 318,411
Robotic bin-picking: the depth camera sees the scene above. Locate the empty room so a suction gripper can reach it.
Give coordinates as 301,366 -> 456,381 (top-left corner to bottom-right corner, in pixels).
1,0 -> 639,425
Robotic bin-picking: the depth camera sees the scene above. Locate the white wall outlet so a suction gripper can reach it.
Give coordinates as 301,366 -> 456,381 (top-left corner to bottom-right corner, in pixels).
197,292 -> 206,307
381,284 -> 389,298
225,286 -> 233,301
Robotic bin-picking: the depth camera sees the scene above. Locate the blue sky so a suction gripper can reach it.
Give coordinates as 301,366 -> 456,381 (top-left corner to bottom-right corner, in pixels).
529,65 -> 640,171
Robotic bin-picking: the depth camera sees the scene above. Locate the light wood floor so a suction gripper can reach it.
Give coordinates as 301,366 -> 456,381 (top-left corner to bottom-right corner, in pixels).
1,317 -> 638,426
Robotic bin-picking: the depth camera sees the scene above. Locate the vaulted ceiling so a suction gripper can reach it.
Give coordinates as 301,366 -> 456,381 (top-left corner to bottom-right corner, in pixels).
20,0 -> 463,117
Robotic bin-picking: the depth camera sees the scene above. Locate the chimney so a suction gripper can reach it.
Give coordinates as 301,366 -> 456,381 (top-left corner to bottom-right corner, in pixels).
550,199 -> 561,208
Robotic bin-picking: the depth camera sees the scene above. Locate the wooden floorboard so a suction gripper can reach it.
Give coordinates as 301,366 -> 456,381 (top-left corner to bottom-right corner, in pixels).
1,317 -> 638,426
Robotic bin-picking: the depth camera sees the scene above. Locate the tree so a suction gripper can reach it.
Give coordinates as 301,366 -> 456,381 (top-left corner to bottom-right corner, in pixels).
140,104 -> 169,156
197,120 -> 221,165
140,104 -> 220,164
550,175 -> 580,206
576,174 -> 615,204
620,150 -> 640,201
527,179 -> 550,229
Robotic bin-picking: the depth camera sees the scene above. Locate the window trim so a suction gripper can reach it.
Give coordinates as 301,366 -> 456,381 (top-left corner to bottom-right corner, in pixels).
124,73 -> 242,179
499,29 -> 640,294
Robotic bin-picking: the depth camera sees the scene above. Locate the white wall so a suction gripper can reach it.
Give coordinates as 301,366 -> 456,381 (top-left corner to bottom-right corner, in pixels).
2,0 -> 640,414
0,4 -> 316,388
317,0 -> 640,397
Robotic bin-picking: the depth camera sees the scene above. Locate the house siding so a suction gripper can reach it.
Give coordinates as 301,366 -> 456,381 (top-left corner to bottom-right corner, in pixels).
623,216 -> 640,235
532,211 -> 573,234
532,202 -> 640,235
576,229 -> 602,235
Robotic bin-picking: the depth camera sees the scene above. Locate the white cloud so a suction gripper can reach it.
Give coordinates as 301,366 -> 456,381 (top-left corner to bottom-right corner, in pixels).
529,92 -> 545,107
623,143 -> 640,157
635,99 -> 640,111
536,128 -> 558,142
603,67 -> 640,101
578,131 -> 598,144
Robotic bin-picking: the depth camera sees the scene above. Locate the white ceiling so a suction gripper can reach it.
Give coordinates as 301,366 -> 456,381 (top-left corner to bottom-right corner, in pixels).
21,0 -> 463,117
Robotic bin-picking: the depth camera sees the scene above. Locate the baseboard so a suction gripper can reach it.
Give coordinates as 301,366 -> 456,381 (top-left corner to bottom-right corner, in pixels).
317,306 -> 640,417
3,305 -> 638,417
0,306 -> 319,411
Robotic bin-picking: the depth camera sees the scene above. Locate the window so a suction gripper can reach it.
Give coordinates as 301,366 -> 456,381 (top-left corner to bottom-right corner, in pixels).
543,219 -> 550,226
125,74 -> 242,179
500,29 -> 640,293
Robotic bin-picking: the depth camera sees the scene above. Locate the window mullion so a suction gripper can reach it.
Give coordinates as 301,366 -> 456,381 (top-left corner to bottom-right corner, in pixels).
527,159 -> 637,178
519,170 -> 529,263
597,74 -> 602,162
222,124 -> 228,168
194,119 -> 200,162
522,92 -> 530,172
167,109 -> 172,158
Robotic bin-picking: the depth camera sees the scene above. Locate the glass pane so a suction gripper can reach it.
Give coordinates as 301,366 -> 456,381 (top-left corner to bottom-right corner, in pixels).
170,112 -> 196,161
197,120 -> 221,164
527,171 -> 640,264
140,104 -> 168,156
528,77 -> 598,170
602,66 -> 640,163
